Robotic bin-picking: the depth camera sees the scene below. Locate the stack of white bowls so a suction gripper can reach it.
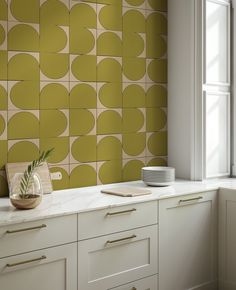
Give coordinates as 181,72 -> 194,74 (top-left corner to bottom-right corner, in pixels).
142,166 -> 175,186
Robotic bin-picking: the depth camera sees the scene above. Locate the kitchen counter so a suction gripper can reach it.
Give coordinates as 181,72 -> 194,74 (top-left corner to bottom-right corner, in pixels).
0,178 -> 236,227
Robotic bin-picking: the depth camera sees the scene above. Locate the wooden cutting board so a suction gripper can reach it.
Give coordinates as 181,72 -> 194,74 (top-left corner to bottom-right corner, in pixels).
101,187 -> 152,197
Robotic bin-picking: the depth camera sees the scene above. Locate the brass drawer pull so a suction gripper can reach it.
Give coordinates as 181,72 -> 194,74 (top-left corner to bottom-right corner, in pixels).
6,224 -> 47,234
106,234 -> 136,245
6,255 -> 47,268
131,288 -> 137,290
179,196 -> 203,204
106,208 -> 137,217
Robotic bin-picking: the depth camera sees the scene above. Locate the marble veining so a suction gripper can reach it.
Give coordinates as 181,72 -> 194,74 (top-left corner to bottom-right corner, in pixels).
1,179 -> 236,227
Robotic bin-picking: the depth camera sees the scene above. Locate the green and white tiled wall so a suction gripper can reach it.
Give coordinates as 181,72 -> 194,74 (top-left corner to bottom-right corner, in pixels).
0,0 -> 167,196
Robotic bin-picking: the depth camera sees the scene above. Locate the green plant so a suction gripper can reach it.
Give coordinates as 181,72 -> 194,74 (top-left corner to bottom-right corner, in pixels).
19,149 -> 54,198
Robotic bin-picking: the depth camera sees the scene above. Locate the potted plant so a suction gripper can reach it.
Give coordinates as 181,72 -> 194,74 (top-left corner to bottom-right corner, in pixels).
10,149 -> 53,210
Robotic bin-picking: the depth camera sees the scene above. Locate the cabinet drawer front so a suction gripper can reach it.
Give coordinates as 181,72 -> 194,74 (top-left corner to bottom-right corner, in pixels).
109,275 -> 158,290
0,243 -> 77,290
160,190 -> 217,209
78,225 -> 158,290
78,201 -> 158,240
0,214 -> 77,258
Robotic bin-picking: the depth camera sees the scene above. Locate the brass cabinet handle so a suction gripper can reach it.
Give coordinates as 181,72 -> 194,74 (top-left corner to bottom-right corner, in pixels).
6,224 -> 47,234
106,208 -> 137,217
6,255 -> 46,268
106,234 -> 136,245
179,196 -> 203,204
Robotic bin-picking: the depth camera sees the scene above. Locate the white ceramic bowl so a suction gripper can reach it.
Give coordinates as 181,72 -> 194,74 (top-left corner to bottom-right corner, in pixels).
142,166 -> 175,186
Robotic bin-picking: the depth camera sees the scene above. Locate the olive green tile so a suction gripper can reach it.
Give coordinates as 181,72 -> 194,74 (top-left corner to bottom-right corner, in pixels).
123,133 -> 145,156
8,53 -> 39,81
97,58 -> 122,82
98,159 -> 122,184
147,157 -> 167,166
8,24 -> 39,52
0,0 -> 7,21
40,137 -> 69,164
40,24 -> 68,53
123,31 -> 144,58
0,172 -> 8,197
147,59 -> 167,83
69,109 -> 95,136
40,53 -> 69,80
70,2 -> 96,28
97,31 -> 122,57
99,83 -> 122,108
8,111 -> 39,139
40,82 -> 69,109
70,83 -> 96,109
123,84 -> 145,108
146,84 -> 167,107
8,140 -> 39,162
70,3 -> 96,54
122,159 -> 144,181
97,136 -> 122,161
10,0 -> 39,23
123,57 -> 146,82
0,51 -> 7,80
97,110 -> 122,134
71,55 -> 96,81
0,23 -> 6,48
98,4 -> 122,31
0,111 -> 6,139
97,0 -> 122,5
146,108 -> 167,132
146,34 -> 167,59
70,26 -> 95,55
10,81 -> 40,110
147,131 -> 167,156
146,11 -> 167,35
70,164 -> 97,188
0,140 -> 7,168
71,135 -> 96,162
123,108 -> 144,133
124,0 -> 145,7
147,0 -> 167,12
40,0 -> 69,26
40,110 -> 68,137
123,9 -> 145,33
0,82 -> 7,109
50,165 -> 69,190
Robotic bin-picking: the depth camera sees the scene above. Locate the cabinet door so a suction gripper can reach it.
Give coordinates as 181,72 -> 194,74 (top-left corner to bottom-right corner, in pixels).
159,191 -> 218,290
0,243 -> 77,290
78,225 -> 158,290
219,188 -> 236,290
108,275 -> 158,290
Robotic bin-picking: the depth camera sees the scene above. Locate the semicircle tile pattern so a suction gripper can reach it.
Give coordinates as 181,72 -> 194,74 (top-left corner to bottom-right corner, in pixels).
0,0 -> 167,196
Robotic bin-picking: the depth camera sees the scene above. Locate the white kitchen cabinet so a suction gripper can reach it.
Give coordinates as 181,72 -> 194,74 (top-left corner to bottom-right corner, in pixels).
78,225 -> 158,290
219,188 -> 236,290
0,243 -> 77,290
159,191 -> 218,290
109,275 -> 158,290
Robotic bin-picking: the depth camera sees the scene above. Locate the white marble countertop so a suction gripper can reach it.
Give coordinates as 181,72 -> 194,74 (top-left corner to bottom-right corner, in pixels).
1,178 -> 236,227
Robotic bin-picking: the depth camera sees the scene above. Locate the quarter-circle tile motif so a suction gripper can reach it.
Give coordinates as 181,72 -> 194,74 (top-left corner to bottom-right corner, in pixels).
70,165 -> 97,188
8,141 -> 39,162
8,24 -> 39,52
10,0 -> 39,23
97,110 -> 122,134
8,53 -> 39,80
8,112 -> 39,139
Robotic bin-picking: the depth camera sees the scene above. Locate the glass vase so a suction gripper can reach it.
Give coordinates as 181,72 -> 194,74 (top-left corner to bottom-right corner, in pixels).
10,173 -> 43,210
